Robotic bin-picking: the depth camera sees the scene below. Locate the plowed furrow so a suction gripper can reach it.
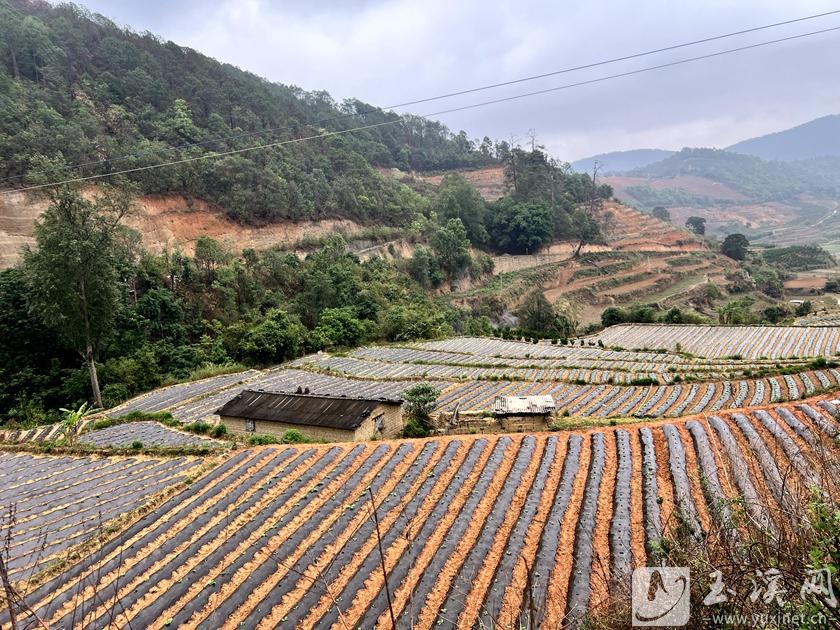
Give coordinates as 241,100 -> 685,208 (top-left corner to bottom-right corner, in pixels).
239,441 -> 440,629
420,436 -> 536,628
564,433 -> 606,628
466,436 -> 552,628
495,435 -> 568,630
167,444 -> 399,629
407,437 -> 516,629
13,450 -> 261,626
685,420 -> 735,532
51,448 -> 319,628
708,416 -> 776,535
639,428 -> 661,551
373,439 -> 492,629
609,430 -> 633,583
272,440 -> 466,629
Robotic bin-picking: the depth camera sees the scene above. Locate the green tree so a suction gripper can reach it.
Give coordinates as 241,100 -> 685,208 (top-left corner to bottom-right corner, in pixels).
601,306 -> 627,328
762,304 -> 790,324
238,309 -> 304,364
310,307 -> 369,349
516,289 -> 555,332
408,245 -> 443,289
685,216 -> 706,235
717,297 -> 755,324
652,206 -> 671,221
486,199 -> 554,254
795,300 -> 812,317
722,233 -> 749,261
23,187 -> 134,408
194,236 -> 229,275
430,218 -> 471,280
402,383 -> 439,435
59,401 -> 97,445
433,174 -> 487,245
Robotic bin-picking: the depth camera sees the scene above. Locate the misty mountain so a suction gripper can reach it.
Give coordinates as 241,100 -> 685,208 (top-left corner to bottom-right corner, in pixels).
570,149 -> 675,175
727,114 -> 840,161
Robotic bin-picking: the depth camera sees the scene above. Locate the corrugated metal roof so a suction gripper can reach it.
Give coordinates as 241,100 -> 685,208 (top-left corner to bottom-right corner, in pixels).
492,395 -> 556,416
216,390 -> 402,430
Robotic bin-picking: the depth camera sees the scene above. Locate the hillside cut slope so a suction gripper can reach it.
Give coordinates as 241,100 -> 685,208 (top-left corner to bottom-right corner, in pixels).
0,190 -> 364,268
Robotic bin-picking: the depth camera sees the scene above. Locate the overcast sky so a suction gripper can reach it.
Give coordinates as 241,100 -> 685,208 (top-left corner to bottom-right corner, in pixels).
73,0 -> 840,161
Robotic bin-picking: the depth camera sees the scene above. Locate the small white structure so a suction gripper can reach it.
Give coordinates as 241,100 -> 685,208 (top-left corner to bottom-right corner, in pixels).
493,395 -> 556,431
493,395 -> 557,415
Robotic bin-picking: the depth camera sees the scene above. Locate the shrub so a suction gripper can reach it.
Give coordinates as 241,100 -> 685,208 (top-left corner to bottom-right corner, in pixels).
184,421 -> 211,435
402,383 -> 440,433
187,362 -> 246,381
101,383 -> 130,409
402,418 -> 429,438
90,418 -> 116,431
211,423 -> 227,438
248,434 -> 279,445
280,429 -> 311,444
131,440 -> 143,449
116,410 -> 177,425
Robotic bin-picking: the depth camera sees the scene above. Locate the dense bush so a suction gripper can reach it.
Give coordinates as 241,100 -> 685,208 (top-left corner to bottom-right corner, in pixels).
247,434 -> 279,445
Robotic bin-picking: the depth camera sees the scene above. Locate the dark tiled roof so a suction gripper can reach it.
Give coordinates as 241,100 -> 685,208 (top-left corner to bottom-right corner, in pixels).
216,390 -> 402,431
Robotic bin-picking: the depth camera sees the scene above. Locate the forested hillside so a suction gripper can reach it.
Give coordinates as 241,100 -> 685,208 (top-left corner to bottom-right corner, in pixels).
0,0 -> 502,225
630,148 -> 840,203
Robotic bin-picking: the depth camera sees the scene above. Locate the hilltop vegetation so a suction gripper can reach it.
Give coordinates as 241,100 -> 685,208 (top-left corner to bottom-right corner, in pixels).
0,0 -> 498,225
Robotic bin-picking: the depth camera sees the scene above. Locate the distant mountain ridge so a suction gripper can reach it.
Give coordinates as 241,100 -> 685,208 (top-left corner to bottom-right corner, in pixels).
570,149 -> 675,174
727,114 -> 840,161
573,114 -> 840,176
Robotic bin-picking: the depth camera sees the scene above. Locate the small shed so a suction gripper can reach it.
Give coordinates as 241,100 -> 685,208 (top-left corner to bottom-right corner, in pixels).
492,395 -> 556,432
216,390 -> 404,442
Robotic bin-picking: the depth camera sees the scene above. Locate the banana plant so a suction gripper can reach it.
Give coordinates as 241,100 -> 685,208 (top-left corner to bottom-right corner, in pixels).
59,402 -> 99,445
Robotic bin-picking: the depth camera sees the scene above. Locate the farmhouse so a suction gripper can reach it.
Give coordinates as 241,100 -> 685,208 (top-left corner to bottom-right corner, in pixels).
216,390 -> 404,442
492,395 -> 556,431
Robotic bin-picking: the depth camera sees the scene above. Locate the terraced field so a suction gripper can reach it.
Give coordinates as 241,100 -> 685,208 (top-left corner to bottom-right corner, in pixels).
323,339 -> 812,383
7,398 -> 839,629
796,312 -> 840,326
591,324 -> 840,359
32,333 -> 826,428
0,452 -> 201,581
434,369 -> 839,417
80,422 -> 222,448
0,420 -> 225,448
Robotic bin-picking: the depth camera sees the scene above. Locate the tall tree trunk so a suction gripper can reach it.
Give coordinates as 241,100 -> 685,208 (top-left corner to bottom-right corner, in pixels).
79,279 -> 103,408
8,44 -> 19,80
86,342 -> 103,409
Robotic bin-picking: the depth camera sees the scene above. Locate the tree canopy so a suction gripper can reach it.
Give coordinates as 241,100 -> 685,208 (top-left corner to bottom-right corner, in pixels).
722,233 -> 749,261
685,216 -> 707,235
22,186 -> 135,407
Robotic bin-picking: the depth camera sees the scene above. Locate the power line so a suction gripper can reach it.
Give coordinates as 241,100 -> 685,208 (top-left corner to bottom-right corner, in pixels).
6,23 -> 840,196
1,8 -> 839,187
